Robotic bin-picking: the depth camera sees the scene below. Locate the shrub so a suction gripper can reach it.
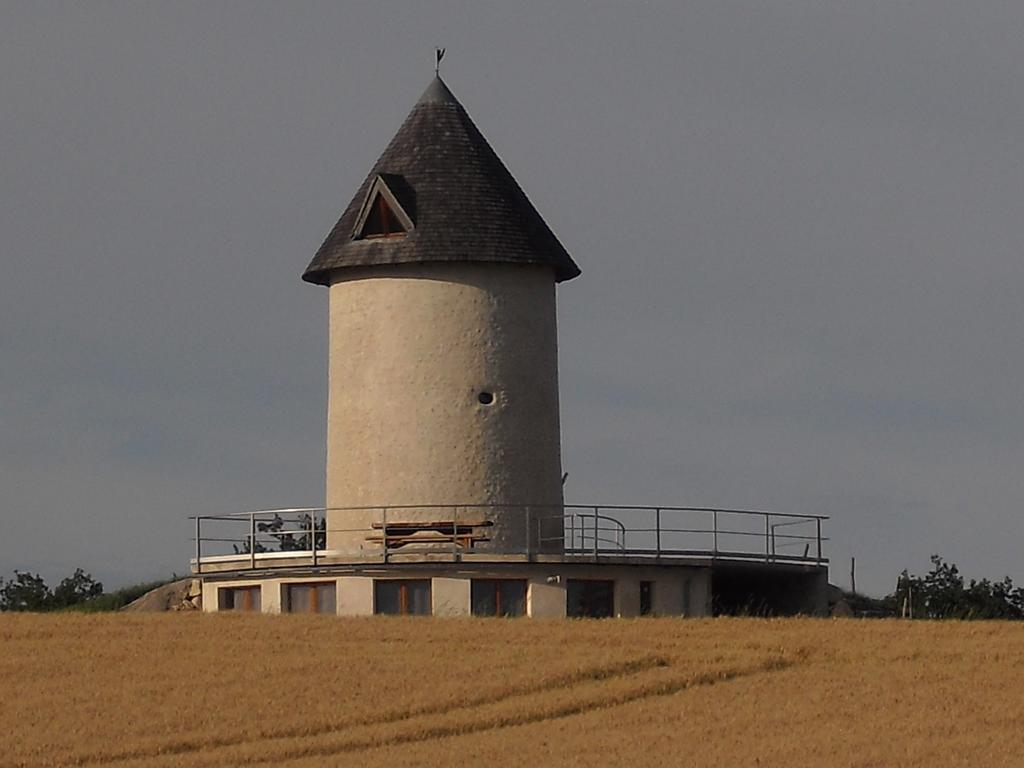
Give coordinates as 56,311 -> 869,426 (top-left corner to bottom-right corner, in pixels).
893,555 -> 1024,620
0,569 -> 175,613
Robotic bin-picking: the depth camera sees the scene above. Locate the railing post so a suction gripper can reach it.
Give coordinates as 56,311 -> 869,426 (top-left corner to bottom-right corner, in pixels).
764,514 -> 770,562
816,517 -> 822,565
593,506 -> 599,559
655,508 -> 661,560
712,510 -> 719,555
249,512 -> 256,570
195,516 -> 202,575
381,506 -> 388,564
311,512 -> 318,567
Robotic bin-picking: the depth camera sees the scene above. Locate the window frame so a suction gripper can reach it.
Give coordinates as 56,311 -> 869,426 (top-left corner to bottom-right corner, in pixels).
360,192 -> 405,239
470,579 -> 528,617
218,585 -> 262,612
284,581 -> 337,615
351,175 -> 414,241
374,579 -> 432,616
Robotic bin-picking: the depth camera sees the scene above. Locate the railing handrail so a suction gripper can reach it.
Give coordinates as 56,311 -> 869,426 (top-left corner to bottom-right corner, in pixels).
189,502 -> 829,574
190,503 -> 828,522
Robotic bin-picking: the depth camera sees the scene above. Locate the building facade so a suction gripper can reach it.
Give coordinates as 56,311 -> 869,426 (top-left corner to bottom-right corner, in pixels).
192,75 -> 829,617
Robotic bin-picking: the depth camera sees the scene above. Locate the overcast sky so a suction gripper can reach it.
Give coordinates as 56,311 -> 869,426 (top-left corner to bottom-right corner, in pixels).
3,1 -> 1023,596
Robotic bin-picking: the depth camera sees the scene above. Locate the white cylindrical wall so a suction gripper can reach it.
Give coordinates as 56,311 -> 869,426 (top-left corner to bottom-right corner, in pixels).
325,263 -> 564,554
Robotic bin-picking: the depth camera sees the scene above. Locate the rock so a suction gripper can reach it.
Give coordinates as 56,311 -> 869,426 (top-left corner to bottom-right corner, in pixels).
121,579 -> 196,612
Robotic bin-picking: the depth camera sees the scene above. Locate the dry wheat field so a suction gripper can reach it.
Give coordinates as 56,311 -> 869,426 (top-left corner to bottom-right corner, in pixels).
1,614 -> 1022,768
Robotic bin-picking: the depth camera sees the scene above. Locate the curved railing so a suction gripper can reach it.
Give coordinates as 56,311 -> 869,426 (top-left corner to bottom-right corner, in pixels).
566,510 -> 627,553
189,504 -> 828,573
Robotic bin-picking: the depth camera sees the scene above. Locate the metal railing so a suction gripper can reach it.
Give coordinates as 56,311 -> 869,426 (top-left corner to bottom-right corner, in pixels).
189,504 -> 828,573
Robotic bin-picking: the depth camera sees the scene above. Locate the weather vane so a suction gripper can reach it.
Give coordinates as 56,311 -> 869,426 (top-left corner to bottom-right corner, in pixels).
435,47 -> 446,76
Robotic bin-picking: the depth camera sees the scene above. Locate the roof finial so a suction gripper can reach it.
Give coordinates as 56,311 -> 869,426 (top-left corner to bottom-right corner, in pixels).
435,47 -> 446,76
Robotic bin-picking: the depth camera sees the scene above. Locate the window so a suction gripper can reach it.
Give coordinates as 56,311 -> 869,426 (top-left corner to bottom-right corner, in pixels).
218,585 -> 261,612
353,175 -> 413,241
567,579 -> 615,618
358,192 -> 406,239
374,579 -> 431,616
640,581 -> 654,616
471,579 -> 527,617
285,582 -> 336,614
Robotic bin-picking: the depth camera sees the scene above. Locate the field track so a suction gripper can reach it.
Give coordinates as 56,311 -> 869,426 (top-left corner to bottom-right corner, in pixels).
2,614 -> 1022,767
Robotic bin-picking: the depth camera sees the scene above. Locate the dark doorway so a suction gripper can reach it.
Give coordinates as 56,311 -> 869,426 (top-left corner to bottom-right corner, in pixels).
639,581 -> 654,616
567,579 -> 615,618
712,568 -> 825,616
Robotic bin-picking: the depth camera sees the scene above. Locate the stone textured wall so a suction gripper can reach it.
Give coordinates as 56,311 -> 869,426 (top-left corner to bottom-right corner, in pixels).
431,577 -> 471,617
325,262 -> 565,555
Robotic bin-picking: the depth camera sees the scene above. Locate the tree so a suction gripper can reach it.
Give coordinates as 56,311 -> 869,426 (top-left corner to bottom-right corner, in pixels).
893,555 -> 1024,620
0,568 -> 104,612
233,514 -> 327,554
0,571 -> 52,612
50,568 -> 103,609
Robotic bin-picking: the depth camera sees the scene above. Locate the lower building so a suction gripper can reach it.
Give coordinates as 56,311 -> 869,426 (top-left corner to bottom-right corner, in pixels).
203,564 -> 714,618
193,505 -> 829,617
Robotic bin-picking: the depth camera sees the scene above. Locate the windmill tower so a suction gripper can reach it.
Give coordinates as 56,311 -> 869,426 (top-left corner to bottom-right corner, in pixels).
195,71 -> 826,619
302,75 -> 580,556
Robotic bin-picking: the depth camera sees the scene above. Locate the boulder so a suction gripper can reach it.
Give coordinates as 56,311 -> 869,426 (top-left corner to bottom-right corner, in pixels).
121,579 -> 200,612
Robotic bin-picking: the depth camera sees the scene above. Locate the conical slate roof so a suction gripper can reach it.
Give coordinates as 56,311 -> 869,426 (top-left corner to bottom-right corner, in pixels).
302,76 -> 580,285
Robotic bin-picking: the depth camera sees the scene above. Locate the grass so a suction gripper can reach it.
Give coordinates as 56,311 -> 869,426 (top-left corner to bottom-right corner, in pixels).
1,615 -> 1022,767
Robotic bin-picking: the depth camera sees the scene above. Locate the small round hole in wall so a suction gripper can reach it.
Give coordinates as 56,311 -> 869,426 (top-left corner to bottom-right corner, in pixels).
477,391 -> 495,405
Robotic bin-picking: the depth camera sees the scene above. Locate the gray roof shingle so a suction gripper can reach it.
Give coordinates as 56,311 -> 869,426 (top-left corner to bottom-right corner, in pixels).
302,76 -> 580,285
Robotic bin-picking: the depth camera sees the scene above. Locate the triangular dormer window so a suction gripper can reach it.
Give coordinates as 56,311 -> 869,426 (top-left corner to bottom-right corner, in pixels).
353,175 -> 413,240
